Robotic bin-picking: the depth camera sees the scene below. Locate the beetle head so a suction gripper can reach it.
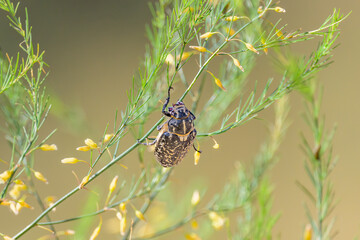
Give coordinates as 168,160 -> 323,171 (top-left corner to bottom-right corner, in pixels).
168,101 -> 189,119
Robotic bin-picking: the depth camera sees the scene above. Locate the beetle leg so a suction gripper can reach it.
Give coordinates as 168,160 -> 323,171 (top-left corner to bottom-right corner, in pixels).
193,144 -> 202,153
137,138 -> 157,146
162,86 -> 173,117
157,122 -> 166,131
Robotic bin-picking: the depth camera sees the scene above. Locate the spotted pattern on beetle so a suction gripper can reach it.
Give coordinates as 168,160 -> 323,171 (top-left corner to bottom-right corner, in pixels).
140,87 -> 198,167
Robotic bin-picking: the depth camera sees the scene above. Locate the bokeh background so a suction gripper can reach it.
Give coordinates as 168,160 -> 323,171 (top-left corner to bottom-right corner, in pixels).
0,0 -> 359,239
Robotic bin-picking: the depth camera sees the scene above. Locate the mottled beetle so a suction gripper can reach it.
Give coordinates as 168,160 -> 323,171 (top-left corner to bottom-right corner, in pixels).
140,87 -> 199,167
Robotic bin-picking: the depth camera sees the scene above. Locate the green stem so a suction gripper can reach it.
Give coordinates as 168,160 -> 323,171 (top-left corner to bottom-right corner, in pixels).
122,169 -> 173,240
12,118 -> 163,239
38,189 -> 151,226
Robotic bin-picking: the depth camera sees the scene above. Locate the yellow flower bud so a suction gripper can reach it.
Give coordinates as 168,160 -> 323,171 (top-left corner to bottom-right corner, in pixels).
303,224 -> 312,240
34,171 -> 48,184
61,157 -> 79,164
185,233 -> 202,240
104,134 -> 114,143
194,151 -> 201,165
109,176 -> 118,193
63,230 -> 75,235
39,144 -> 58,151
189,46 -> 207,53
3,235 -> 14,240
182,7 -> 194,14
214,78 -> 226,91
120,217 -> 127,236
257,6 -> 264,14
190,219 -> 198,229
225,16 -> 240,22
177,51 -> 192,61
76,146 -> 91,152
200,32 -> 216,39
85,138 -> 98,149
213,143 -> 219,149
79,174 -> 90,189
232,58 -> 244,72
191,190 -> 200,206
274,7 -> 286,13
207,70 -> 226,91
45,196 -> 57,212
225,27 -> 236,36
165,54 -> 175,65
135,210 -> 146,222
245,43 -> 259,54
261,38 -> 268,54
89,220 -> 102,240
119,202 -> 127,214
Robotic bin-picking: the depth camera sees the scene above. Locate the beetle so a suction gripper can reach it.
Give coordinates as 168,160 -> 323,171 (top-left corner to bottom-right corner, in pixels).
139,87 -> 199,167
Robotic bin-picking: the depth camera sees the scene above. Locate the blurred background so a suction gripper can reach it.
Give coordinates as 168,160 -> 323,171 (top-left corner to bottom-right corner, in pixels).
0,0 -> 358,239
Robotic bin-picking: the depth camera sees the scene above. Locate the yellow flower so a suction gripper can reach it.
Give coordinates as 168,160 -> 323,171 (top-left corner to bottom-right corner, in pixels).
189,46 -> 207,53
208,212 -> 226,230
2,235 -> 14,240
85,138 -> 98,149
104,134 -> 114,143
303,224 -> 312,240
261,38 -> 268,54
120,217 -> 127,236
109,176 -> 118,193
182,7 -> 194,14
61,157 -> 79,164
17,199 -> 33,209
89,219 -> 102,240
245,43 -> 259,54
200,32 -> 216,39
39,144 -> 58,151
0,170 -> 12,184
194,151 -> 201,165
214,78 -> 226,91
185,233 -> 202,240
9,183 -> 27,200
135,210 -> 146,222
76,146 -> 91,152
165,54 -> 175,66
190,219 -> 198,229
9,199 -> 31,215
274,7 -> 286,13
79,174 -> 90,189
116,212 -> 123,220
257,6 -> 264,14
64,230 -> 75,235
0,199 -> 11,206
34,171 -> 48,184
232,57 -> 244,72
191,190 -> 200,206
119,202 -> 127,214
207,70 -> 226,91
177,51 -> 192,61
225,27 -> 236,36
225,16 -> 240,22
45,196 -> 57,212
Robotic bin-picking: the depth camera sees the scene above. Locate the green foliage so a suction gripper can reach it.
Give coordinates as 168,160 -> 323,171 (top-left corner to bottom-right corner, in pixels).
0,0 -> 347,239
